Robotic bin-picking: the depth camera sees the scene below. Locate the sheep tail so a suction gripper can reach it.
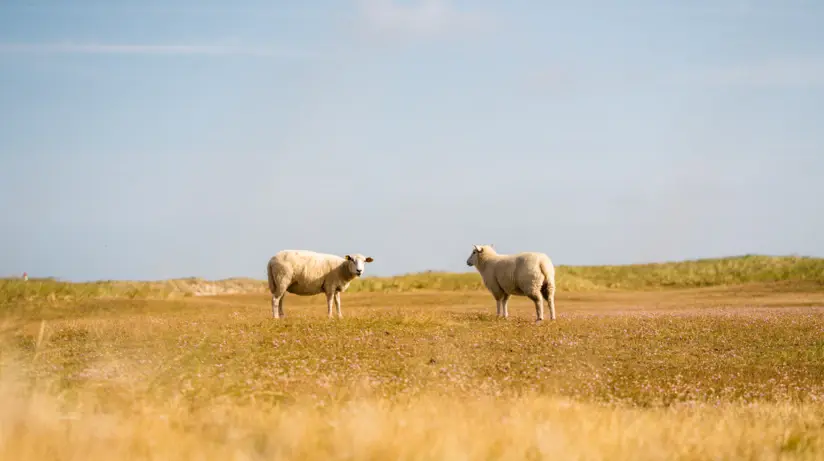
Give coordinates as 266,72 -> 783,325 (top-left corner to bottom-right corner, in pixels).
266,259 -> 276,294
539,260 -> 554,300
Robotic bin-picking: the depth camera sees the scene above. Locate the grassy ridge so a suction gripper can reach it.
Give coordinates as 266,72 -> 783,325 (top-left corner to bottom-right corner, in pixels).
355,255 -> 824,292
2,255 -> 823,303
0,277 -> 265,303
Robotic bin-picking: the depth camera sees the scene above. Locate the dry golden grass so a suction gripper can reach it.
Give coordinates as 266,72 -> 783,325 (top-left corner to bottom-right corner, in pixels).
2,280 -> 824,459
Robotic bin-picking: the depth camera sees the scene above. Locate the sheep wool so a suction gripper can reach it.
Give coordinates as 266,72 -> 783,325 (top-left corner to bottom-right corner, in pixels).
266,250 -> 374,319
465,244 -> 557,321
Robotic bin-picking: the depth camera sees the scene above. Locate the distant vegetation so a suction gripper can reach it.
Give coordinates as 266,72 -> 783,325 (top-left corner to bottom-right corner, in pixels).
2,255 -> 823,303
354,255 -> 824,293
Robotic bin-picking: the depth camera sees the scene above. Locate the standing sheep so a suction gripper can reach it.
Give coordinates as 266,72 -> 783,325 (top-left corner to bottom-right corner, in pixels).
465,244 -> 557,322
266,250 -> 374,319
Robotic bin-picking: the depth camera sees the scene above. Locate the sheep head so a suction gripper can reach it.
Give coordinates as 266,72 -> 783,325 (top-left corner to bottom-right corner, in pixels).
344,254 -> 374,277
466,244 -> 494,267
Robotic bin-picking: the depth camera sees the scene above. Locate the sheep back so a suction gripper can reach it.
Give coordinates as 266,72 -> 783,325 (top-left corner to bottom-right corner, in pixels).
485,252 -> 554,297
268,250 -> 346,296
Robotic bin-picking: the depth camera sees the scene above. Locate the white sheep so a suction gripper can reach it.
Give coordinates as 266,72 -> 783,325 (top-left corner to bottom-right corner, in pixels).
465,244 -> 557,321
266,250 -> 374,319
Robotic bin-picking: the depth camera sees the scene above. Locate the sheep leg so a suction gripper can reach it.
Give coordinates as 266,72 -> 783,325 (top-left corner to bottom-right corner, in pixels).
501,294 -> 511,319
547,284 -> 556,321
271,295 -> 281,319
529,294 -> 544,322
325,292 -> 334,318
486,281 -> 505,319
270,280 -> 287,319
334,291 -> 343,319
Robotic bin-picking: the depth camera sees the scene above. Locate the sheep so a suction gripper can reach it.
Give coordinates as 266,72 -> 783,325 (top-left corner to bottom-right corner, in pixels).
266,250 -> 374,319
465,244 -> 557,322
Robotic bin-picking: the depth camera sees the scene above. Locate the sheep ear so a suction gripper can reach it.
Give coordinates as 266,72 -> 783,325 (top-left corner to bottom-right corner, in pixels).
472,244 -> 480,252
365,257 -> 374,263
345,255 -> 352,261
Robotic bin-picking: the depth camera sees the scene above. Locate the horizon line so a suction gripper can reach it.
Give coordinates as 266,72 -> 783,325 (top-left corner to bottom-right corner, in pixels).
3,253 -> 817,284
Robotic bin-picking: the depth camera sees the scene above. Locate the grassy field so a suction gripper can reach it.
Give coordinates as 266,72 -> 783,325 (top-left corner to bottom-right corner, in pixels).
2,256 -> 824,460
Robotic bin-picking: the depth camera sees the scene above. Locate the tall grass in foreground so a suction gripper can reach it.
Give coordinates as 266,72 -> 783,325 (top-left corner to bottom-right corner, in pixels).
2,371 -> 822,461
2,255 -> 823,302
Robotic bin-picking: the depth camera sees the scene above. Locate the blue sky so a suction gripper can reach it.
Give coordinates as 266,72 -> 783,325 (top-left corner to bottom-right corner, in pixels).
1,0 -> 822,281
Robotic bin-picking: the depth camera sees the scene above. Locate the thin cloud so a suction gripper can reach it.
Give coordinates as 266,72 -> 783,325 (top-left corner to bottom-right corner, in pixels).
524,68 -> 578,91
355,0 -> 494,39
692,56 -> 824,88
0,43 -> 323,59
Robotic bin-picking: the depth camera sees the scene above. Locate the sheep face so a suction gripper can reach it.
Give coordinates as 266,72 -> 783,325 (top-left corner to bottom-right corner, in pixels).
466,244 -> 491,267
344,254 -> 374,277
